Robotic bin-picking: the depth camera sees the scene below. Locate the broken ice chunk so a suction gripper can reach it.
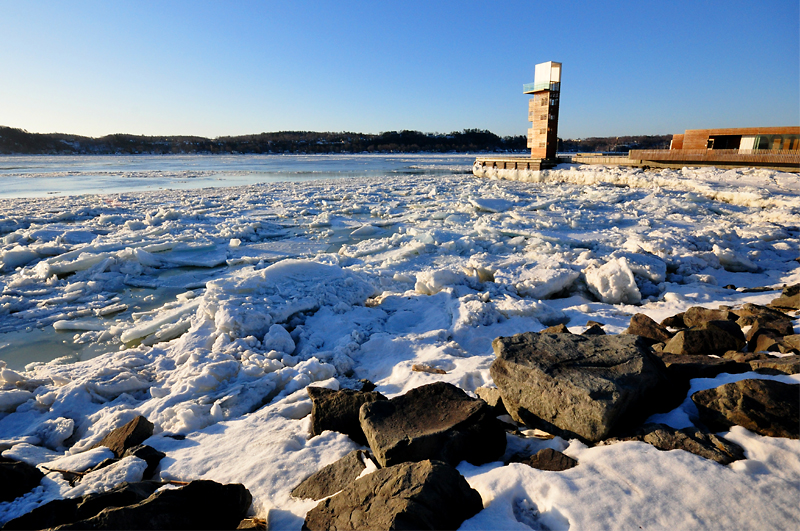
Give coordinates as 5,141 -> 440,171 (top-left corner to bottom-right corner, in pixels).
585,257 -> 642,304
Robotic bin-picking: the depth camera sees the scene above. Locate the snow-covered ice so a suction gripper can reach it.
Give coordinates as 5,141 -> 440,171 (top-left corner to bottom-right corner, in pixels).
0,157 -> 799,529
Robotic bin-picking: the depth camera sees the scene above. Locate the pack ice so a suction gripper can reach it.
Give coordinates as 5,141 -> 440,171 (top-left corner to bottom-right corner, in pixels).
0,161 -> 799,529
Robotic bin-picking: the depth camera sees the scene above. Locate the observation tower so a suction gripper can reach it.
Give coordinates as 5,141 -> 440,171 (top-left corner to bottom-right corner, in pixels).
523,61 -> 561,160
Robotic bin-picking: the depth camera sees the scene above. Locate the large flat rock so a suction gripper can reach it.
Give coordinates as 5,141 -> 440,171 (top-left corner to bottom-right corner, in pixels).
663,321 -> 746,356
602,423 -> 746,465
291,450 -> 370,501
303,460 -> 483,531
490,332 -> 671,442
359,382 -> 506,467
56,480 -> 252,530
691,379 -> 799,439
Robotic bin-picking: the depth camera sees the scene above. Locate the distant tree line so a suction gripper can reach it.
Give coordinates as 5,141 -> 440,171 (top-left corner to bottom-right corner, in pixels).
0,126 -> 672,155
559,135 -> 672,153
0,127 -> 526,155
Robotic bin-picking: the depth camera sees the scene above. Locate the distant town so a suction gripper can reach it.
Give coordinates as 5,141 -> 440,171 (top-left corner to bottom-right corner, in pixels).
0,126 -> 670,155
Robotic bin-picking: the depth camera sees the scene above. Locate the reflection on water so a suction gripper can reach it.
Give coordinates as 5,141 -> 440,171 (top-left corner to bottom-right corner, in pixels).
0,285 -> 190,371
0,327 -> 106,371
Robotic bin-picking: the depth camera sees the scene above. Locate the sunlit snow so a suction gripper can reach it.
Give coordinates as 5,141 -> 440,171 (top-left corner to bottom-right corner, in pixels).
0,157 -> 798,529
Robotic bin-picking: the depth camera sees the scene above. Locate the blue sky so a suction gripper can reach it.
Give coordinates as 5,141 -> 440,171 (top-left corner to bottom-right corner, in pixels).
1,0 -> 798,139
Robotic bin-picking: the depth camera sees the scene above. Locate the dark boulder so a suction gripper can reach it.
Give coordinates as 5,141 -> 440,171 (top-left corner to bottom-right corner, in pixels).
303,460 -> 482,531
662,320 -> 746,356
660,312 -> 686,329
490,332 -> 672,443
509,448 -> 578,471
475,386 -> 507,415
624,313 -> 673,344
682,307 -> 738,328
785,335 -> 800,351
308,387 -> 387,446
735,303 -> 795,338
92,415 -> 154,458
581,324 -> 606,336
652,351 -> 750,383
56,480 -> 252,530
358,379 -> 376,392
291,450 -> 372,501
2,481 -> 161,530
0,458 -> 44,503
601,423 -> 745,465
749,355 -> 800,375
359,382 -> 506,467
749,329 -> 785,353
123,445 -> 166,480
691,379 -> 799,438
768,284 -> 800,310
541,324 -> 570,334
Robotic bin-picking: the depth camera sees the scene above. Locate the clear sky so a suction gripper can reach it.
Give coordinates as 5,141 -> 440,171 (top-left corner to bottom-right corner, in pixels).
1,0 -> 798,139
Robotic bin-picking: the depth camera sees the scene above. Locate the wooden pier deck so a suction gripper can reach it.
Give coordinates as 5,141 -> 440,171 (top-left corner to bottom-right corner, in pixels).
474,152 -> 799,173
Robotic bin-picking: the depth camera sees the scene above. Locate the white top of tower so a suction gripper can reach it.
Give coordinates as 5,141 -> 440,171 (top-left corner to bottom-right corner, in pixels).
523,61 -> 562,94
534,61 -> 561,88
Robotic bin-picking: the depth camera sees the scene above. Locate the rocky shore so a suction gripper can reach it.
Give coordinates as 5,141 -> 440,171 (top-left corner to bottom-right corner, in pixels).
1,285 -> 798,530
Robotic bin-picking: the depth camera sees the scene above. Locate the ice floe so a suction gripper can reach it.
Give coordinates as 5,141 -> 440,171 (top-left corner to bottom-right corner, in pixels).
0,159 -> 798,528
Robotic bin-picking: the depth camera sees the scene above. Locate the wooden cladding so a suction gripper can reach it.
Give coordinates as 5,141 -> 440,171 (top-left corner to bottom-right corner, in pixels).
674,127 -> 800,151
631,148 -> 800,166
528,90 -> 560,159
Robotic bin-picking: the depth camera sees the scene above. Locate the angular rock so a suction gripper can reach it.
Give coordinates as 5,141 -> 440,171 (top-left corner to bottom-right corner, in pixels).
692,379 -> 799,438
411,364 -> 447,374
308,387 -> 387,446
651,351 -> 750,384
93,415 -> 154,458
785,335 -> 800,351
303,460 -> 482,531
602,423 -> 746,465
358,379 -> 376,392
662,320 -> 746,356
291,450 -> 371,501
510,448 -> 578,471
721,350 -> 775,363
581,324 -> 606,336
541,323 -> 570,334
769,283 -> 800,310
682,307 -> 737,327
490,332 -> 672,443
749,355 -> 800,375
660,312 -> 686,329
122,445 -> 166,480
624,313 -> 673,343
359,382 -> 506,467
0,458 -> 44,503
475,386 -> 507,415
237,518 -> 267,530
735,303 -> 795,338
749,329 -> 784,353
2,481 -> 161,530
57,480 -> 252,530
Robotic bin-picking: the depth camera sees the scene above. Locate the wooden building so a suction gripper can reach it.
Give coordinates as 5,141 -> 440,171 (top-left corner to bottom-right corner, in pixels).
627,126 -> 800,171
523,61 -> 561,160
668,127 -> 799,151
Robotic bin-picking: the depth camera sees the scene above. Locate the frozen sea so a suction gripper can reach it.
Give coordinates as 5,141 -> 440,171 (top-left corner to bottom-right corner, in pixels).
0,154 -> 798,530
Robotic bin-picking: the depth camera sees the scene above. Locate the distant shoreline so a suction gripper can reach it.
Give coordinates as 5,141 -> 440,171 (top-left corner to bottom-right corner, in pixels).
0,126 -> 671,156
